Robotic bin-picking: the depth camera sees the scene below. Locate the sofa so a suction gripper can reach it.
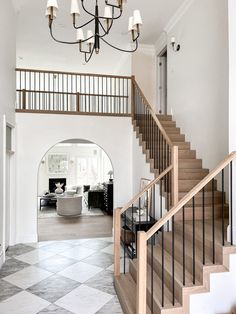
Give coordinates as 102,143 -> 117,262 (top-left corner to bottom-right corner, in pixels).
57,195 -> 82,216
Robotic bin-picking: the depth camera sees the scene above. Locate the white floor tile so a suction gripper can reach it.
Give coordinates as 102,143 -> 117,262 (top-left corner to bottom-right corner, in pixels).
15,249 -> 55,264
3,266 -> 53,289
101,244 -> 114,255
60,246 -> 96,261
58,262 -> 103,283
0,291 -> 50,314
55,285 -> 113,314
107,257 -> 130,273
41,242 -> 74,254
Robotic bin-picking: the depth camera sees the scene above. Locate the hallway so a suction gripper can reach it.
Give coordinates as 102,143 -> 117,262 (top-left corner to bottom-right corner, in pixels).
0,238 -> 123,314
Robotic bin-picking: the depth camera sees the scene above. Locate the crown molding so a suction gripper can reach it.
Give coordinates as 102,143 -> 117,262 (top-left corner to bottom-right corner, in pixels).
164,0 -> 194,34
137,44 -> 156,55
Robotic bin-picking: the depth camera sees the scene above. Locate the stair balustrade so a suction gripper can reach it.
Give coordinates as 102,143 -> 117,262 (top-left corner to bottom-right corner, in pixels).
116,151 -> 236,314
15,68 -> 132,115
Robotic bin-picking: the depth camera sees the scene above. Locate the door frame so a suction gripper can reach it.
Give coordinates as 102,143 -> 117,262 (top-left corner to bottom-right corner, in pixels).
157,46 -> 168,114
2,116 -> 15,262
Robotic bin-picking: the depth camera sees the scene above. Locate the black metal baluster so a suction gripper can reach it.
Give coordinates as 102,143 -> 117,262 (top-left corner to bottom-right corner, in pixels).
222,169 -> 225,246
183,206 -> 185,286
230,161 -> 233,245
151,235 -> 154,313
131,204 -> 134,259
124,210 -> 126,274
212,179 -> 215,264
162,225 -> 165,307
193,197 -> 195,284
172,216 -> 175,305
202,187 -> 205,265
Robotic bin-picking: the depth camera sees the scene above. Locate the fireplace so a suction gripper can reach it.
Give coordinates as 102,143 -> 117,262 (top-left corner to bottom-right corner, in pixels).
49,178 -> 67,193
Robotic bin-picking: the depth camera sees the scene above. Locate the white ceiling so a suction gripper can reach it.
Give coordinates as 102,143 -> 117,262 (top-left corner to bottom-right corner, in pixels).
14,0 -> 186,73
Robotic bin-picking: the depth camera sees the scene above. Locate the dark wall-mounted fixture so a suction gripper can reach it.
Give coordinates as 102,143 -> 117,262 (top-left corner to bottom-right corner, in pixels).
170,37 -> 180,52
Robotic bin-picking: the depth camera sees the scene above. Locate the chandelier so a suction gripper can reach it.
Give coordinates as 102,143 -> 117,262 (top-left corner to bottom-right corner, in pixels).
45,0 -> 143,63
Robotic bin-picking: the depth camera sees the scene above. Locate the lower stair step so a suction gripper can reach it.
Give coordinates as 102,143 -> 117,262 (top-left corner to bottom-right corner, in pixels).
115,274 -> 151,314
129,260 -> 183,314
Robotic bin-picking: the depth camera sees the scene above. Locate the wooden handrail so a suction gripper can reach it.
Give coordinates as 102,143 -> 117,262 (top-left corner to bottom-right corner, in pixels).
132,78 -> 173,147
16,89 -> 129,98
16,68 -> 132,80
146,151 -> 236,240
120,165 -> 173,215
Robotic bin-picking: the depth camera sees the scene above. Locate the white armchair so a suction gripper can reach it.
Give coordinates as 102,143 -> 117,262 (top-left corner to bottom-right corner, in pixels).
57,195 -> 82,216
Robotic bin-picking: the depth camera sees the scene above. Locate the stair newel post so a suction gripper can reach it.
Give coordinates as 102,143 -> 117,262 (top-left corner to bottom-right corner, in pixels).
131,76 -> 136,120
172,145 -> 179,206
137,231 -> 147,314
114,207 -> 121,277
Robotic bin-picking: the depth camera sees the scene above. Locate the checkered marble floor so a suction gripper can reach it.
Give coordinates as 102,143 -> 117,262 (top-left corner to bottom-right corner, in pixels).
0,238 -> 124,314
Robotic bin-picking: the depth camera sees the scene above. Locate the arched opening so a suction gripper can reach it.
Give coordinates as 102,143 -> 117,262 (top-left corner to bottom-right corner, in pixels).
37,138 -> 114,241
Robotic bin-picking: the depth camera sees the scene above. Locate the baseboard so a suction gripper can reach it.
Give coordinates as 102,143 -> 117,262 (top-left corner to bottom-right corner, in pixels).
16,233 -> 38,244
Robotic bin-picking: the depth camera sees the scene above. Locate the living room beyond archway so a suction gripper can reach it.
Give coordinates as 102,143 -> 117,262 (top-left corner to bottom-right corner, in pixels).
37,138 -> 114,241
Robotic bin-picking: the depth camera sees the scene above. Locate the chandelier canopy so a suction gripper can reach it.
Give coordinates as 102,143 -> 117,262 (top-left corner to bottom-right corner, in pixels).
46,0 -> 143,63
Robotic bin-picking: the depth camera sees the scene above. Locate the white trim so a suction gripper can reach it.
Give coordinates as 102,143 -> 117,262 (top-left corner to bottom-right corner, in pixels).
16,233 -> 38,244
138,44 -> 156,55
0,250 -> 3,269
164,0 -> 194,33
155,32 -> 168,56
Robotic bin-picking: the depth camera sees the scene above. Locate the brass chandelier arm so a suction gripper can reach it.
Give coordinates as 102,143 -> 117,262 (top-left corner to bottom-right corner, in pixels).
72,17 -> 95,30
101,36 -> 139,53
81,0 -> 123,20
84,45 -> 95,63
49,23 -> 94,45
98,19 -> 114,37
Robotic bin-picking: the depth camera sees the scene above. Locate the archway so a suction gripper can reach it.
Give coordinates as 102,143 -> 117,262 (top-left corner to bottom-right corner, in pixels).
37,138 -> 114,241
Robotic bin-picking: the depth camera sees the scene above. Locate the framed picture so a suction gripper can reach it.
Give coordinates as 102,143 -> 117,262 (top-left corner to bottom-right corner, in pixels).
140,178 -> 152,214
47,153 -> 68,174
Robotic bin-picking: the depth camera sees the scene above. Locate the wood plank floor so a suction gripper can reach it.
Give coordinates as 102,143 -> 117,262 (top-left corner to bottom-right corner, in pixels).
38,215 -> 113,241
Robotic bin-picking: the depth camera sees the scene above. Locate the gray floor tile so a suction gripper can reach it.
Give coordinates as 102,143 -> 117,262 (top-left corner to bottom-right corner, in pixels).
96,296 -> 123,314
0,258 -> 30,279
27,274 -> 80,303
0,280 -> 22,302
81,240 -> 113,251
6,244 -> 35,258
82,252 -> 114,268
35,255 -> 77,273
85,270 -> 116,295
38,304 -> 74,313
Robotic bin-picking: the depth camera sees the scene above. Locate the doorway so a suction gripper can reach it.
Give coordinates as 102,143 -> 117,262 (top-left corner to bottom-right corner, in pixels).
5,125 -> 14,251
37,139 -> 114,241
157,47 -> 168,114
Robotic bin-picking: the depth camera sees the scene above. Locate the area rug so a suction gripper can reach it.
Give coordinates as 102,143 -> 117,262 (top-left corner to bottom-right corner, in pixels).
38,206 -> 105,219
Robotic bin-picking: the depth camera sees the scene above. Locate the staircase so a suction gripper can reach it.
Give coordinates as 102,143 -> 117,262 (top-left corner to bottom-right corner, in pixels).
114,78 -> 236,314
133,114 -> 227,221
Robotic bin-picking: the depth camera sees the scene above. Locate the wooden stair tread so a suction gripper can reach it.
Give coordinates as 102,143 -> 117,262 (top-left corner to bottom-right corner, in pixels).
130,259 -> 182,312
115,273 -> 152,314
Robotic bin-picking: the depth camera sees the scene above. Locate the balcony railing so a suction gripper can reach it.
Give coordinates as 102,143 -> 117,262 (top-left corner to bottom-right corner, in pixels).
16,68 -> 132,116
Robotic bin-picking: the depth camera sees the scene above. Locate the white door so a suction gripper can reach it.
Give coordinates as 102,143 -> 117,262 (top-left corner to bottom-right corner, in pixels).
157,55 -> 167,114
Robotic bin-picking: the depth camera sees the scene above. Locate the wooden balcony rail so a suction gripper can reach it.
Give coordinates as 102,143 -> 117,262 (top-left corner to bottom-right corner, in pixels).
15,68 -> 132,116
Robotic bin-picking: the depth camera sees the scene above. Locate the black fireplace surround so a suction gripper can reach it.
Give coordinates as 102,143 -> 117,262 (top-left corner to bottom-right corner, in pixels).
49,178 -> 67,193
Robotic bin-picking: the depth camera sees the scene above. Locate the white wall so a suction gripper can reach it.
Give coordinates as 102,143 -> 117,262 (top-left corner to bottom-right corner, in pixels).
228,0 -> 236,244
15,114 -> 133,243
0,0 -> 16,266
132,46 -> 157,109
132,132 -> 154,196
190,254 -> 236,314
164,0 -> 229,170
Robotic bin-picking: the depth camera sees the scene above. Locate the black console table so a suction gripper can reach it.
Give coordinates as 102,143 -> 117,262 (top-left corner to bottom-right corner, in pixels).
121,207 -> 156,258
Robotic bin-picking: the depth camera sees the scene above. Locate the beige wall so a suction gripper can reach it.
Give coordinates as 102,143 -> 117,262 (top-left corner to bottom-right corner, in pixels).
132,47 -> 157,110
